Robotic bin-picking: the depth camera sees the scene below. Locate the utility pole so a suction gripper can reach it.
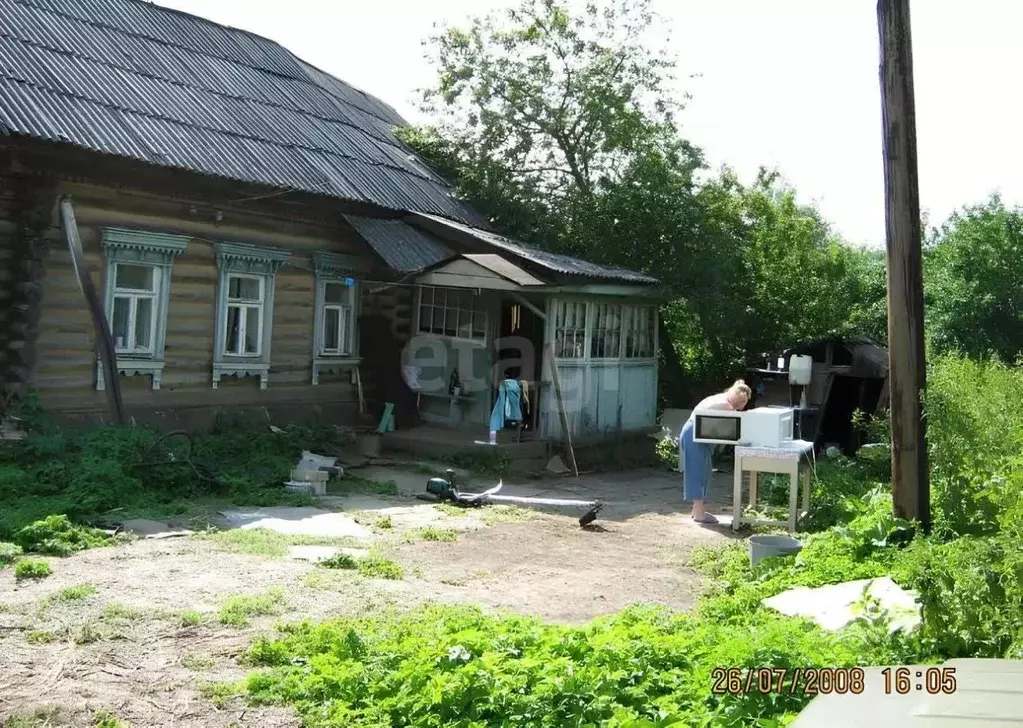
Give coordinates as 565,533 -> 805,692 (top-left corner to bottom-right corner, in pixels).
877,0 -> 930,531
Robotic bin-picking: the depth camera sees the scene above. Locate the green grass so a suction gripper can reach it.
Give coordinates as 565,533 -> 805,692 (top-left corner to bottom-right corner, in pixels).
357,556 -> 404,581
0,541 -> 23,566
103,602 -> 144,621
327,475 -> 399,496
27,630 -> 54,644
58,583 -> 98,601
14,558 -> 51,580
320,553 -> 359,570
481,505 -> 535,525
435,503 -> 469,518
410,526 -> 458,543
92,710 -> 126,728
375,515 -> 393,529
179,610 -> 205,627
218,588 -> 287,626
199,528 -> 362,559
3,706 -> 64,727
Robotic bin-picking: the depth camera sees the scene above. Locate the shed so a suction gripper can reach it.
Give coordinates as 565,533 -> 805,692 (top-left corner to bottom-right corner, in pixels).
748,336 -> 889,454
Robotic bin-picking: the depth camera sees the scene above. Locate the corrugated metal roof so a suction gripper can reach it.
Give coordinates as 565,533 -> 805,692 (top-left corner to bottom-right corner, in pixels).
0,0 -> 483,224
344,215 -> 452,273
462,254 -> 545,286
413,213 -> 660,284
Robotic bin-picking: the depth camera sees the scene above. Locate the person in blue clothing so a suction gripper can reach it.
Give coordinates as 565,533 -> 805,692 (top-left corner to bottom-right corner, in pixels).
679,380 -> 751,524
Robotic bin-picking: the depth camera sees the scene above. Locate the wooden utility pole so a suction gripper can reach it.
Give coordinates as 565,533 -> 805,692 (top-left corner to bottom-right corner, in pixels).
877,0 -> 930,531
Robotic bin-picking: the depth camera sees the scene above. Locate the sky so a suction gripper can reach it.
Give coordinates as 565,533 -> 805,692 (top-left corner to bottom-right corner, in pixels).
156,0 -> 1023,248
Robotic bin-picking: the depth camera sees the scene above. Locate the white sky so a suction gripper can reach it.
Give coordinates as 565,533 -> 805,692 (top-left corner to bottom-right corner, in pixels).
157,0 -> 1023,248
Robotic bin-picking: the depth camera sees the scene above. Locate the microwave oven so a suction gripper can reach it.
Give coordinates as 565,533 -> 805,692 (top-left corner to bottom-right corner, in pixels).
692,406 -> 795,448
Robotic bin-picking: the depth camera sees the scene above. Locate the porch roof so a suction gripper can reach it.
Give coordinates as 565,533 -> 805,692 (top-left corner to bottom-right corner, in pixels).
343,215 -> 452,273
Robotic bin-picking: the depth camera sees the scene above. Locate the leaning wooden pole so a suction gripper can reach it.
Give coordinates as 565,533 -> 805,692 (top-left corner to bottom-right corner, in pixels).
877,0 -> 930,532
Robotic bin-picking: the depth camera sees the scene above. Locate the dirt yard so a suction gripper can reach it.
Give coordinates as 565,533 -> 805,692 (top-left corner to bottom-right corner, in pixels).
0,465 -> 738,727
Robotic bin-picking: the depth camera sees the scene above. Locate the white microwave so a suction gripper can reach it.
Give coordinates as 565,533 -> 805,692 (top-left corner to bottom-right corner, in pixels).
692,406 -> 794,448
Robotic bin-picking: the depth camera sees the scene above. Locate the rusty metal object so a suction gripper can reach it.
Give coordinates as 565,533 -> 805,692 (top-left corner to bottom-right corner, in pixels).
59,195 -> 125,425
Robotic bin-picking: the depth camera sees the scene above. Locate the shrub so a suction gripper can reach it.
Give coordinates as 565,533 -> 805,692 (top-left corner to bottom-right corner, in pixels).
14,515 -> 111,556
357,556 -> 404,580
0,541 -> 23,566
14,558 -> 52,580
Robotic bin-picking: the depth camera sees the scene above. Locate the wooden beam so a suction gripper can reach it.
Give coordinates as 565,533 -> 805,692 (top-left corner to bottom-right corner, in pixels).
878,0 -> 930,531
509,292 -> 547,320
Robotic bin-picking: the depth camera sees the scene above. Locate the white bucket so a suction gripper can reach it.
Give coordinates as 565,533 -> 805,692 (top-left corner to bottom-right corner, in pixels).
749,535 -> 802,565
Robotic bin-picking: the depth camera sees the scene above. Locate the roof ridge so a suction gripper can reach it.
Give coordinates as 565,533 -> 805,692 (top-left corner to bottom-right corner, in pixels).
0,28 -> 436,180
0,70 -> 423,190
10,0 -> 399,129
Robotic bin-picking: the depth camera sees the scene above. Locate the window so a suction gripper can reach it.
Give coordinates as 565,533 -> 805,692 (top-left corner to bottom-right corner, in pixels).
623,305 -> 655,358
96,228 -> 189,391
590,303 -> 623,358
311,251 -> 365,385
417,285 -> 487,343
212,242 -> 292,390
223,275 -> 264,356
553,300 -> 587,358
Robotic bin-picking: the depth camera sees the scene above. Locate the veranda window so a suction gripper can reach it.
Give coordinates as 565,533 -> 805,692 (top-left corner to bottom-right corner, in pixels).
418,286 -> 487,342
623,305 -> 655,358
553,300 -> 587,358
590,303 -> 623,358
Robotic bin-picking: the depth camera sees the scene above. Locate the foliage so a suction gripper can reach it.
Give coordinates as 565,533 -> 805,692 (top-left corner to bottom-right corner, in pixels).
0,541 -> 22,566
14,514 -> 112,556
357,556 -> 405,581
218,588 -> 287,627
413,526 -> 458,542
58,583 -> 98,601
14,558 -> 52,580
925,195 -> 1023,362
0,414 -> 341,542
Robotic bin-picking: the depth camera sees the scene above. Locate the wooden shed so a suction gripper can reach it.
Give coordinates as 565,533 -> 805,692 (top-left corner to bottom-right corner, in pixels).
748,336 -> 890,454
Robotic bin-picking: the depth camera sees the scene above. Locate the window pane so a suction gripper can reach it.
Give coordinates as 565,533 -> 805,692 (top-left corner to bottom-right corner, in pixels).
432,306 -> 444,331
324,282 -> 346,304
225,306 -> 242,354
443,308 -> 456,336
244,306 -> 260,354
115,264 -> 154,292
134,297 -> 153,349
228,276 -> 261,301
324,307 -> 340,351
455,289 -> 472,310
112,296 -> 130,348
421,287 -> 434,305
457,308 -> 471,338
419,305 -> 433,333
472,312 -> 486,337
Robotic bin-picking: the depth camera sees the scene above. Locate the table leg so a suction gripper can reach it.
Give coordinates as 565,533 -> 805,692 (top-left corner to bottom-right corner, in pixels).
749,470 -> 759,509
787,462 -> 799,533
732,456 -> 743,531
801,465 -> 811,516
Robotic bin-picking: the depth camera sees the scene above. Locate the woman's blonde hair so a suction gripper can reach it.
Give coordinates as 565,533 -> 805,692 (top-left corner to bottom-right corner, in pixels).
727,379 -> 752,400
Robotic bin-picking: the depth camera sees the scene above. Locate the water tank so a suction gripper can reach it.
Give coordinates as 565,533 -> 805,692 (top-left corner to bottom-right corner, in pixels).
789,354 -> 813,386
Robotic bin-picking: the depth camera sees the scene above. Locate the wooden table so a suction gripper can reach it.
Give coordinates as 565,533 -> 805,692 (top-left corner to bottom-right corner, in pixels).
732,440 -> 815,533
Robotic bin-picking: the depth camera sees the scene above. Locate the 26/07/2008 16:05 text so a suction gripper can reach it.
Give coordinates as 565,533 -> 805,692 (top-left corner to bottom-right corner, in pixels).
711,666 -> 958,696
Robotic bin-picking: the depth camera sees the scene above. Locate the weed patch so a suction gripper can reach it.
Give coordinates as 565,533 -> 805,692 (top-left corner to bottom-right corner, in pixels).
375,515 -> 393,529
320,553 -> 359,570
411,526 -> 457,543
58,583 -> 98,601
93,711 -> 126,728
357,556 -> 404,581
328,476 -> 399,496
199,528 -> 360,559
14,558 -> 51,580
218,588 -> 287,626
0,541 -> 23,566
27,630 -> 54,644
179,610 -> 205,627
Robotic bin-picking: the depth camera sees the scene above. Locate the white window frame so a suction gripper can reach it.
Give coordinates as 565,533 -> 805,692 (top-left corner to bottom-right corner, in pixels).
551,299 -> 589,359
311,251 -> 364,385
96,228 -> 189,391
622,304 -> 657,360
212,241 -> 291,390
416,285 -> 488,346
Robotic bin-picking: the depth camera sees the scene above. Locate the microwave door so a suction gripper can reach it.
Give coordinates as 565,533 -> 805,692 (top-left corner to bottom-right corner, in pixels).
696,415 -> 740,442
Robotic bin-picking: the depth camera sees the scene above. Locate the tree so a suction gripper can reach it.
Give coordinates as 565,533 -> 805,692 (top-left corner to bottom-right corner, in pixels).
925,195 -> 1023,362
421,0 -> 681,202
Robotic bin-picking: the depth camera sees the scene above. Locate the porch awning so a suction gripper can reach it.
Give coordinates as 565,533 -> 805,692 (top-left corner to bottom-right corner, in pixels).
344,215 -> 452,273
416,254 -> 547,290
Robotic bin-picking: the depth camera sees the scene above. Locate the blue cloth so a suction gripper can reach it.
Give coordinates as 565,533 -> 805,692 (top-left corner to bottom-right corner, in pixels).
679,416 -> 713,502
489,378 -> 523,432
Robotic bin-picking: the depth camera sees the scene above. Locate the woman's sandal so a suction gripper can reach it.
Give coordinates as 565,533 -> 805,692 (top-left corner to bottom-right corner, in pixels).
692,513 -> 720,524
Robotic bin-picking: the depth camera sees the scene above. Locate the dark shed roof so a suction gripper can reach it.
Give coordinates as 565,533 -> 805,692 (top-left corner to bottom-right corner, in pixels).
0,0 -> 482,223
343,215 -> 452,273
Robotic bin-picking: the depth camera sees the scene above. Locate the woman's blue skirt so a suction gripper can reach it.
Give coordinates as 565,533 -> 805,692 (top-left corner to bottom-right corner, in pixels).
679,417 -> 713,502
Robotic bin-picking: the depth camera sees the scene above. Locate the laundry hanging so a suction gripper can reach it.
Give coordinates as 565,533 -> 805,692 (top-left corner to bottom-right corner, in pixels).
489,377 -> 523,433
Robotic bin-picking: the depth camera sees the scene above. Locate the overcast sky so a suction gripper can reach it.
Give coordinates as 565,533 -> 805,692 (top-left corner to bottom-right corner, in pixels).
157,0 -> 1023,248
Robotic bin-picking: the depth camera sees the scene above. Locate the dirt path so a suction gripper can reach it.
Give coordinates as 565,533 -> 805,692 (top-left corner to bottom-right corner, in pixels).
0,469 -> 736,727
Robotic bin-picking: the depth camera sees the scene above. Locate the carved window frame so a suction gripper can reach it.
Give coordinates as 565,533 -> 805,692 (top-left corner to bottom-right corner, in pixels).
311,251 -> 365,385
212,242 -> 291,390
96,228 -> 189,391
